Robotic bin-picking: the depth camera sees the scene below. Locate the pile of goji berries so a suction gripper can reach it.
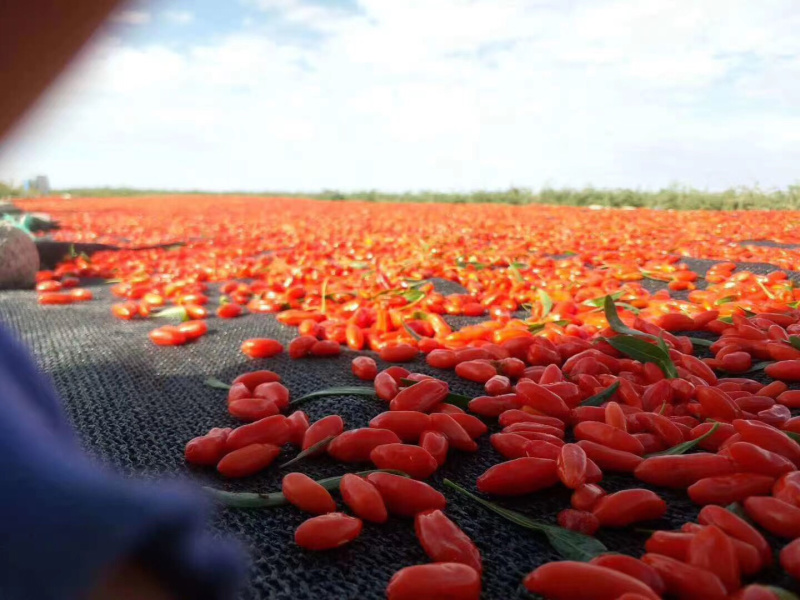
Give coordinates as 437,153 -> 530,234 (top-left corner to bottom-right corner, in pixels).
17,195 -> 800,598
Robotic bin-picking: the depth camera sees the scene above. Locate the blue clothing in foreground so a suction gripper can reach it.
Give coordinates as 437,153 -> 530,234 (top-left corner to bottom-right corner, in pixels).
0,325 -> 246,599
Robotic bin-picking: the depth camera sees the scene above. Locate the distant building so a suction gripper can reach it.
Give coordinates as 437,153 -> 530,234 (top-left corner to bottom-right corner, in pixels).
24,175 -> 50,196
32,175 -> 50,195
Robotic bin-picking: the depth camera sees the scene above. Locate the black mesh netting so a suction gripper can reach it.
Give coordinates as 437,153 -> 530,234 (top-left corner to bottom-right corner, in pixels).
0,256 -> 799,599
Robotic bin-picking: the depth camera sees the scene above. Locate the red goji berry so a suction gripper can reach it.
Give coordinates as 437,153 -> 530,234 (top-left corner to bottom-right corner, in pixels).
455,359 -> 497,383
556,443 -> 588,489
176,319 -> 207,340
573,421 -> 645,455
327,428 -> 401,463
310,339 -> 341,357
232,369 -> 281,390
302,415 -> 344,451
780,537 -> 800,580
744,495 -> 800,538
634,453 -> 736,488
429,413 -> 478,452
484,374 -> 512,395
557,508 -> 599,536
728,441 -> 794,477
571,483 -> 606,511
217,443 -> 280,478
641,553 -> 726,600
420,429 -> 448,467
339,473 -> 388,523
468,394 -> 522,417
524,561 -> 660,600
286,411 -> 309,446
228,397 -> 279,421
765,359 -> 800,381
687,524 -> 740,594
288,335 -> 317,358
688,473 -> 775,505
241,338 -> 283,358
449,413 -> 487,439
148,325 -> 187,346
589,554 -> 665,597
386,563 -> 480,600
370,443 -> 438,479
351,356 -> 378,380
226,415 -> 291,450
477,457 -> 559,496
282,472 -> 337,514
294,512 -> 362,550
576,440 -> 643,473
184,428 -> 231,465
415,509 -> 482,573
503,421 -> 565,438
390,378 -> 449,412
734,418 -> 800,466
591,489 -> 666,527
773,471 -> 800,506
217,303 -> 242,319
515,379 -> 571,420
366,472 -> 446,517
379,344 -> 417,363
698,504 -> 772,565
369,411 -> 431,442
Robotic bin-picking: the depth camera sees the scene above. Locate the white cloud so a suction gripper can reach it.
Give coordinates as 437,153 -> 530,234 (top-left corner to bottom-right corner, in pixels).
2,0 -> 800,191
110,10 -> 151,26
163,10 -> 194,24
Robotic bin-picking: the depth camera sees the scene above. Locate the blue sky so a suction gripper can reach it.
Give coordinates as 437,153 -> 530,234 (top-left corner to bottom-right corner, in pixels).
1,0 -> 799,193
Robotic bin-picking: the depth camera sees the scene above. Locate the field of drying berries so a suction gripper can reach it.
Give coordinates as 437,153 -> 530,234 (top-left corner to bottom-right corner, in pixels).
5,195 -> 800,599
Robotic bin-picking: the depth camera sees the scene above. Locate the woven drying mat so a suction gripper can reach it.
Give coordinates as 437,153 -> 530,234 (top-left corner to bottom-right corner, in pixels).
0,257 -> 798,599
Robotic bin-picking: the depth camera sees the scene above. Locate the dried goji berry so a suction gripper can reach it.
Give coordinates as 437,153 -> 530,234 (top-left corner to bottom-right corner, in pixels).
390,378 -> 449,412
634,453 -> 736,488
576,440 -> 643,473
282,472 -> 337,514
477,457 -> 559,496
386,563 -> 480,600
415,509 -> 482,573
339,473 -> 388,523
744,495 -> 800,538
241,338 -> 283,358
294,512 -> 362,550
557,508 -> 599,536
591,489 -> 666,527
366,472 -> 446,517
571,483 -> 606,511
217,443 -> 280,478
698,504 -> 772,565
641,553 -> 726,600
369,411 -> 431,442
302,415 -> 344,451
589,554 -> 664,597
228,397 -> 280,421
780,537 -> 800,580
327,428 -> 401,462
379,344 -> 417,363
524,561 -> 660,600
688,473 -> 775,505
430,413 -> 478,452
351,356 -> 378,381
370,443 -> 438,479
286,411 -> 309,446
556,443 -> 588,489
226,415 -> 291,450
687,524 -> 740,593
420,429 -> 448,466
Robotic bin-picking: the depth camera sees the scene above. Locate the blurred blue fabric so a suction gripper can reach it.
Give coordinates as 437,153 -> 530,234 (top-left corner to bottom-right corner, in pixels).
0,325 -> 246,599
